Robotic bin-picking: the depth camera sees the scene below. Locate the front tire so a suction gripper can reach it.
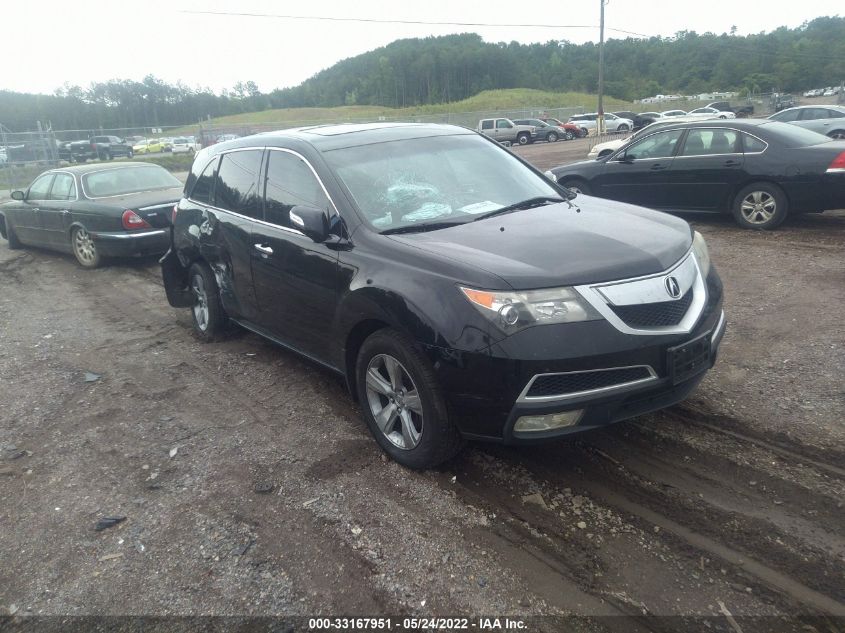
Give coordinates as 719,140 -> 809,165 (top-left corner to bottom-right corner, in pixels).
517,132 -> 530,145
828,129 -> 845,140
564,131 -> 574,141
188,262 -> 226,341
3,218 -> 22,249
355,329 -> 463,469
561,178 -> 591,196
71,226 -> 102,268
731,182 -> 788,230
547,131 -> 558,143
617,124 -> 629,133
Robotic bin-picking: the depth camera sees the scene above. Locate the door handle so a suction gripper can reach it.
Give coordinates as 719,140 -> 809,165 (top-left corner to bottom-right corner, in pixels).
649,164 -> 666,171
724,160 -> 741,166
254,243 -> 273,255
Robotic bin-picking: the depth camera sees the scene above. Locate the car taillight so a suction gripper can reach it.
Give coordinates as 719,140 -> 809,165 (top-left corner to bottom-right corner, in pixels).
171,204 -> 178,224
122,210 -> 151,230
827,151 -> 845,172
90,143 -> 96,150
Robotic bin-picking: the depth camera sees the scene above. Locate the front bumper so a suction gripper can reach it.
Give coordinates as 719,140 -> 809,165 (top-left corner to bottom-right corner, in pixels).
425,267 -> 724,443
91,229 -> 170,257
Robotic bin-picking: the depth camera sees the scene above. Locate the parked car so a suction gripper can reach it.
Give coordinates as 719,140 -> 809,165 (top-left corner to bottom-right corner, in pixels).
477,118 -> 536,145
539,117 -> 585,138
660,110 -> 688,118
0,163 -> 181,267
160,123 -> 725,468
171,137 -> 201,154
66,136 -> 133,162
707,101 -> 754,117
551,119 -> 845,230
613,111 -> 660,131
767,105 -> 845,140
569,113 -> 634,134
133,139 -> 165,155
688,107 -> 736,119
512,119 -> 565,142
215,133 -> 240,143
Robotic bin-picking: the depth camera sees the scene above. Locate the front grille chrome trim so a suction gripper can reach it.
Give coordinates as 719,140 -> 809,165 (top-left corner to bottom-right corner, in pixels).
574,251 -> 708,336
517,365 -> 658,403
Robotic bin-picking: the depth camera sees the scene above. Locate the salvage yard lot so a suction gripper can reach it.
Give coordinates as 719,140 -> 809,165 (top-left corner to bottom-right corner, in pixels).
1,141 -> 844,623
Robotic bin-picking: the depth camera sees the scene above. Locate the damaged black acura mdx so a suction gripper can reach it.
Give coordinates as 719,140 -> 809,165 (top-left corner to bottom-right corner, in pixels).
161,123 -> 725,469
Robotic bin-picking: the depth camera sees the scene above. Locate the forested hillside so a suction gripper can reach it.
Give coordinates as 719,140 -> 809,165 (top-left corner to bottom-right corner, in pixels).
1,16 -> 842,132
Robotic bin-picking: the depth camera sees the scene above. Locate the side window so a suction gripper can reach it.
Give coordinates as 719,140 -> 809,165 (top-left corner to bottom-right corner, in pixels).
828,109 -> 845,119
481,120 -> 493,130
772,109 -> 800,122
743,134 -> 767,153
680,129 -> 739,156
189,156 -> 218,204
264,151 -> 330,229
621,129 -> 684,160
49,173 -> 76,200
496,119 -> 513,129
215,150 -> 263,218
800,108 -> 829,120
27,174 -> 54,200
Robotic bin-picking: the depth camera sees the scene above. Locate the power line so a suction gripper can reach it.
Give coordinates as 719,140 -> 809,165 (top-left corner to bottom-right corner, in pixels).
180,9 -> 601,30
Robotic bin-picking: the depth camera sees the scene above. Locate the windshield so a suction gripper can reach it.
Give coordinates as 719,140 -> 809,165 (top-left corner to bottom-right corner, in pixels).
82,165 -> 181,198
173,138 -> 188,144
323,134 -> 560,232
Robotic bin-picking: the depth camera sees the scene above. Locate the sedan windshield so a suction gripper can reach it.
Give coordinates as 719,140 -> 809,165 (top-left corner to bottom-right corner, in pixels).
323,134 -> 560,232
82,165 -> 181,198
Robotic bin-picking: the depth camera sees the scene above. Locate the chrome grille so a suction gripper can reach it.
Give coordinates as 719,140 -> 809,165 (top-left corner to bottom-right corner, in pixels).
609,288 -> 693,328
526,366 -> 654,399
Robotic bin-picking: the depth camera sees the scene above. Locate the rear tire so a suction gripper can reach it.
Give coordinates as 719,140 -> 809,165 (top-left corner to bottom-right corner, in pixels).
561,178 -> 591,196
355,329 -> 463,469
188,262 -> 226,341
731,182 -> 788,230
828,129 -> 845,140
71,226 -> 102,268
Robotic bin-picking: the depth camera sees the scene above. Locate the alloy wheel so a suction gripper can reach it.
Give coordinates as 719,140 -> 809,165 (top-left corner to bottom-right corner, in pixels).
72,228 -> 97,265
740,191 -> 777,225
365,354 -> 423,450
191,273 -> 210,331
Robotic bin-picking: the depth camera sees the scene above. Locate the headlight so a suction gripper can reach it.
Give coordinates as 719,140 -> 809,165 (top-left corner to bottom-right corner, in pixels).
460,286 -> 601,330
692,231 -> 711,278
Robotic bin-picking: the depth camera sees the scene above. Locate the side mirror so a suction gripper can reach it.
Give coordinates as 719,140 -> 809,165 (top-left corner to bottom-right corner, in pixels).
11,190 -> 25,201
289,205 -> 330,243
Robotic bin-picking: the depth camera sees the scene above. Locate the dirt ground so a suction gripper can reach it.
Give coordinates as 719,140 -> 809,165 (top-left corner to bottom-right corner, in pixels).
1,141 -> 844,629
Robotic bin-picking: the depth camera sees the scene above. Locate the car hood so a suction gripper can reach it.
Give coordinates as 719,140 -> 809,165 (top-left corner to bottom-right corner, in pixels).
388,198 -> 692,289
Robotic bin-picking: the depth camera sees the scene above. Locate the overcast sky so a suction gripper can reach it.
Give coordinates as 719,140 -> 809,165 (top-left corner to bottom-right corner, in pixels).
4,0 -> 842,95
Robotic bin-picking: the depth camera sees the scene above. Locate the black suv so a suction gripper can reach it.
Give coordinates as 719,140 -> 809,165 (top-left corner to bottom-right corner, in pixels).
161,123 -> 725,468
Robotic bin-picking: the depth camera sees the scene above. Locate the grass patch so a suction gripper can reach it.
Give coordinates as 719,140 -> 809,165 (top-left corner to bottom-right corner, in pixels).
170,89 -> 633,133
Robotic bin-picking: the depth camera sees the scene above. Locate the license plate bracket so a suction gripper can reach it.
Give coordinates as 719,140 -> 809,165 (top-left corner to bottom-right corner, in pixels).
667,331 -> 711,385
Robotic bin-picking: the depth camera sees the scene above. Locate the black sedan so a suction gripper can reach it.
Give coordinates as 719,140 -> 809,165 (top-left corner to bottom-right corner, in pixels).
613,111 -> 660,131
550,119 -> 845,230
0,162 -> 181,267
161,124 -> 724,469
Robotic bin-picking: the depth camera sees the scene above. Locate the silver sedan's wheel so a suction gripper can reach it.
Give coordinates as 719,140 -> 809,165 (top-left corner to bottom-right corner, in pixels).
191,273 -> 210,332
740,190 -> 777,225
72,226 -> 101,268
365,353 -> 423,450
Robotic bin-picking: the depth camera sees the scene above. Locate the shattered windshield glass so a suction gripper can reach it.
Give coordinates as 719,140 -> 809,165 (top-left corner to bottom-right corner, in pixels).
323,133 -> 559,232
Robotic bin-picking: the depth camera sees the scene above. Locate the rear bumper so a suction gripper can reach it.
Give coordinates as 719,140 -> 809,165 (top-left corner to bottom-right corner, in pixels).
91,229 -> 170,257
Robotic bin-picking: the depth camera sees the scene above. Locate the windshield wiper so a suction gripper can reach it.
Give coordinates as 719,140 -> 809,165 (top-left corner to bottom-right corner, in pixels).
380,220 -> 468,235
472,196 -> 564,221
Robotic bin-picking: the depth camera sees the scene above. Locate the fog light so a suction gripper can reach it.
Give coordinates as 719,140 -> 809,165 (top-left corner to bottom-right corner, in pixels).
514,410 -> 584,433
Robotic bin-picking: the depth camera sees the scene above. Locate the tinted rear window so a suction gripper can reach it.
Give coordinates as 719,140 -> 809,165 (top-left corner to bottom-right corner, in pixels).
214,150 -> 262,218
83,166 -> 181,197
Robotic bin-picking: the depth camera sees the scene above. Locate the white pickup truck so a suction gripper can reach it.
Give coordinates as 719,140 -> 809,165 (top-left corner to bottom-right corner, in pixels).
477,118 -> 536,145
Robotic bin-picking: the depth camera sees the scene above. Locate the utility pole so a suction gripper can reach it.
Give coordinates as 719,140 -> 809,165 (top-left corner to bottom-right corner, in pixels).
597,0 -> 606,135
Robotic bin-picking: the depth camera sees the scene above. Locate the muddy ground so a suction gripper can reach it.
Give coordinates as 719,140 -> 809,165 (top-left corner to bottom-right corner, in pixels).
0,142 -> 843,630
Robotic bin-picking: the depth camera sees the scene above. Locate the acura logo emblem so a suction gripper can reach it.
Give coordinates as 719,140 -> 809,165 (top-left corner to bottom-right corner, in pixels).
664,276 -> 681,299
